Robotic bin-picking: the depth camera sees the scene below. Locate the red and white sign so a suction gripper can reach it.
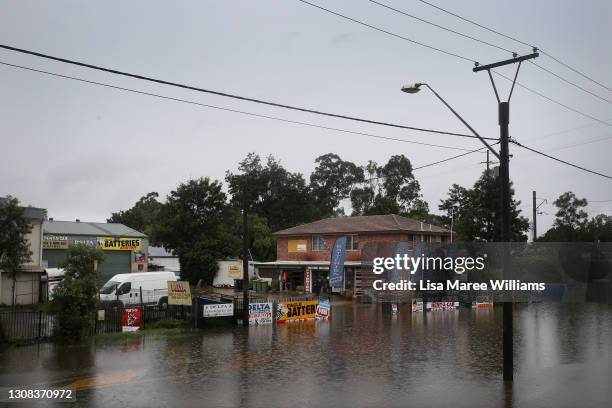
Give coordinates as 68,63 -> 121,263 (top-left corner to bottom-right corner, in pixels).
122,307 -> 141,332
304,269 -> 312,293
426,301 -> 459,311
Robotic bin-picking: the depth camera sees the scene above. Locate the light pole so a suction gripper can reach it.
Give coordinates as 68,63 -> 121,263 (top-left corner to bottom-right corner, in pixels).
401,56 -> 537,381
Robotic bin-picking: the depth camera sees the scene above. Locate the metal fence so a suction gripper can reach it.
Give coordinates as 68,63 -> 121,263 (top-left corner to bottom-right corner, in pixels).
0,309 -> 54,344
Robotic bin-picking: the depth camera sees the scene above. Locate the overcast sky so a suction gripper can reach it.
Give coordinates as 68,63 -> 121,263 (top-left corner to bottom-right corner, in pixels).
1,0 -> 611,236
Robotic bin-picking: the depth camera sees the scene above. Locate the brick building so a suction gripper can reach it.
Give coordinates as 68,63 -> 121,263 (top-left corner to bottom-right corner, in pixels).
254,214 -> 451,297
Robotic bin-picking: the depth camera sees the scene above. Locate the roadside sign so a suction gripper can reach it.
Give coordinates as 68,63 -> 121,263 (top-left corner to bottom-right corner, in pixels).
316,298 -> 331,320
276,300 -> 317,323
122,308 -> 141,332
202,303 -> 234,317
426,301 -> 459,311
168,281 -> 192,306
411,298 -> 423,312
249,302 -> 273,325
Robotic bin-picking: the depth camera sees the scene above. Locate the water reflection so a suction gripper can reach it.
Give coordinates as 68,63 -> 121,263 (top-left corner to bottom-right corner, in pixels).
0,303 -> 610,407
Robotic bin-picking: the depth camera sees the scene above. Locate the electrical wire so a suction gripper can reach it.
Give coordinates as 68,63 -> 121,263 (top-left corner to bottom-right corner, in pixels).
291,3 -> 612,127
415,0 -> 612,93
296,0 -> 476,63
510,140 -> 612,180
0,43 -> 493,141
368,0 -> 515,54
494,71 -> 612,128
369,0 -> 612,105
0,60 -> 479,152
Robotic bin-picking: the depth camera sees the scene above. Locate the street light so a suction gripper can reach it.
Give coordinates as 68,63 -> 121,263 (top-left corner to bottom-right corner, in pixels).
400,82 -> 499,159
401,52 -> 538,382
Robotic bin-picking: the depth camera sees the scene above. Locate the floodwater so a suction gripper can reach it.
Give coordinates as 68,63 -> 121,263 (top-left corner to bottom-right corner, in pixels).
1,302 -> 611,408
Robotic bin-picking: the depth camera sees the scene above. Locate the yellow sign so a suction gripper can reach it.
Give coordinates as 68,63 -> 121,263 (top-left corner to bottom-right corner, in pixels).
228,264 -> 242,278
98,237 -> 142,251
288,239 -> 308,253
43,235 -> 69,249
168,281 -> 192,306
276,300 -> 318,323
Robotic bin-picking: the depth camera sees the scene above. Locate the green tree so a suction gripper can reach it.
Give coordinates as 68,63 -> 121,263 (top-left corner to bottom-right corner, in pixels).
310,153 -> 363,217
155,178 -> 240,284
439,170 -> 529,242
552,192 -> 588,240
107,192 -> 163,241
0,197 -> 32,302
51,245 -> 105,342
226,153 -> 319,232
350,155 -> 428,217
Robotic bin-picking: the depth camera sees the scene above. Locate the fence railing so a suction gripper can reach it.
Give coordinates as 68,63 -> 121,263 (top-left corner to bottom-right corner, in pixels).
0,309 -> 54,344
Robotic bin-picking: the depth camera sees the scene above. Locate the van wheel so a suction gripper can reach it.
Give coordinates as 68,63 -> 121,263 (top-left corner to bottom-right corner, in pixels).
158,297 -> 168,309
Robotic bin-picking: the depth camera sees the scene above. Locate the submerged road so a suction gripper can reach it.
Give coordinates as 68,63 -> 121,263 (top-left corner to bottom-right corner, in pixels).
1,302 -> 611,407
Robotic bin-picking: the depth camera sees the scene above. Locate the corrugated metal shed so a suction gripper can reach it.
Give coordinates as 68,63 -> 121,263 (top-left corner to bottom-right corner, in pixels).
43,220 -> 147,237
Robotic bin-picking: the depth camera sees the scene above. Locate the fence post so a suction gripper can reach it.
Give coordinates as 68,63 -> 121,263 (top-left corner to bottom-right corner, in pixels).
37,310 -> 42,339
140,286 -> 144,329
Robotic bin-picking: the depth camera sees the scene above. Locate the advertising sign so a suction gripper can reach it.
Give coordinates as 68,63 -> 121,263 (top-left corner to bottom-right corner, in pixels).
203,303 -> 234,317
411,298 -> 424,312
330,236 -> 347,292
249,302 -> 273,325
304,269 -> 312,293
426,301 -> 459,311
228,264 -> 242,278
276,299 -> 318,323
98,237 -> 142,251
316,298 -> 331,320
42,235 -> 70,249
122,308 -> 141,332
168,281 -> 192,306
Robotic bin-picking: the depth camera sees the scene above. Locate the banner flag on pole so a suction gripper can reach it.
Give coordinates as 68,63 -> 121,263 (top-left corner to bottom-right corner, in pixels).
330,236 -> 347,291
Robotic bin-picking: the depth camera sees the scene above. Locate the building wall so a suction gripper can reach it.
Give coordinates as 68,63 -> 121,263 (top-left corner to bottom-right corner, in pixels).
0,218 -> 44,306
276,232 -> 448,262
24,218 -> 43,268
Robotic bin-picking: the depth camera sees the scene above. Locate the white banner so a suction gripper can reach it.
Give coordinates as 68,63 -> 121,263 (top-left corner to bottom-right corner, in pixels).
202,303 -> 234,317
426,301 -> 459,311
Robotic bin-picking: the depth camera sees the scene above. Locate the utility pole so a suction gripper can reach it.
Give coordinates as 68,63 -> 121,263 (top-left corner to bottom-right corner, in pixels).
532,191 -> 537,241
474,51 -> 539,382
242,184 -> 250,324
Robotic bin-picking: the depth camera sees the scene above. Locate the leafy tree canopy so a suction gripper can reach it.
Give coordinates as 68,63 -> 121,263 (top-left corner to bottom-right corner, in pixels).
439,170 -> 529,242
0,196 -> 32,276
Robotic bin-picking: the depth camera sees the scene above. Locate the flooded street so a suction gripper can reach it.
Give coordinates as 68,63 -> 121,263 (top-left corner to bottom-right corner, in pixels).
1,302 -> 611,407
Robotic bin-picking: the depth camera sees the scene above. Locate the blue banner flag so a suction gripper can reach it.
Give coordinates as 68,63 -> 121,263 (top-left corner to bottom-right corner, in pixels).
391,241 -> 411,283
329,236 -> 347,291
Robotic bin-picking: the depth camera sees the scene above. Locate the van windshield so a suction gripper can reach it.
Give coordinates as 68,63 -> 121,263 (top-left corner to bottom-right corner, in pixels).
100,280 -> 119,294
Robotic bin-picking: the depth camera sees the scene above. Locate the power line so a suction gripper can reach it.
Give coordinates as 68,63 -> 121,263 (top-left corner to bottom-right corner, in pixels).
368,0 -> 515,54
292,3 -> 612,128
529,61 -> 612,105
0,43 -> 494,141
510,140 -> 612,180
494,71 -> 612,128
369,0 -> 612,105
295,0 -> 476,63
0,60 -> 479,152
415,0 -> 612,93
414,146 -> 489,170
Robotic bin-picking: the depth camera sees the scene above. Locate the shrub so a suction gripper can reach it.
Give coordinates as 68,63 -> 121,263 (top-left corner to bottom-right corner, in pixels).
50,245 -> 104,342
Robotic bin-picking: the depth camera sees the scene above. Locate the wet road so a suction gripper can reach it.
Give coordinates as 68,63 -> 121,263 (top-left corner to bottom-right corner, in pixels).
1,302 -> 611,407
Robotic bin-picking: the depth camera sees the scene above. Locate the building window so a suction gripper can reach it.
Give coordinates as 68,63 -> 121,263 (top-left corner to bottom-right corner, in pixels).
346,235 -> 359,250
312,235 -> 326,251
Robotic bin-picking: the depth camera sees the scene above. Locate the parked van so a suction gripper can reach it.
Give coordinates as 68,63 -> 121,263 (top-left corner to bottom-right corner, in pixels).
99,272 -> 178,308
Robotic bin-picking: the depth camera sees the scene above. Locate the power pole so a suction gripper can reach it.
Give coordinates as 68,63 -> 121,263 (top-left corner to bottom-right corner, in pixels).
242,184 -> 250,324
474,51 -> 539,382
532,191 -> 537,241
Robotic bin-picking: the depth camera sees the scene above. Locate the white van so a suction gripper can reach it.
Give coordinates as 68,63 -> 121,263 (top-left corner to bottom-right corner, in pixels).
99,272 -> 178,308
